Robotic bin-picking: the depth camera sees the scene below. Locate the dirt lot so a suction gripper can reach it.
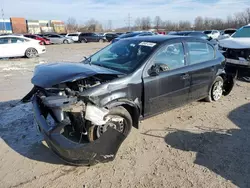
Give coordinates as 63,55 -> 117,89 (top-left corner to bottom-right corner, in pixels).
0,43 -> 250,188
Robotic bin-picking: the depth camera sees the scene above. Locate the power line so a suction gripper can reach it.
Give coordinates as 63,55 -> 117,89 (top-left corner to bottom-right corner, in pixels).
124,13 -> 132,31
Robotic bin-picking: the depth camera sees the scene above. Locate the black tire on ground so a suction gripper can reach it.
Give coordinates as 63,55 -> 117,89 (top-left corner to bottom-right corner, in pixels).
87,106 -> 132,142
205,76 -> 224,102
63,40 -> 69,44
81,39 -> 87,43
99,39 -> 105,43
25,48 -> 38,58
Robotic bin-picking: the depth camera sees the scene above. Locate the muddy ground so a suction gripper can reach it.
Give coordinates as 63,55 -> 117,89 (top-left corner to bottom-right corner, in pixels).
0,43 -> 250,188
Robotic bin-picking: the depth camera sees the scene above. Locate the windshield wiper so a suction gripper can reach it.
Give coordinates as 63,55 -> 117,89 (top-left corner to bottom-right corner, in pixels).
84,56 -> 92,65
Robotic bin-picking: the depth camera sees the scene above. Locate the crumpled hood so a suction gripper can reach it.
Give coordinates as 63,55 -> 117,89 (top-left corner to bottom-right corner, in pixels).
219,37 -> 250,49
32,62 -> 122,88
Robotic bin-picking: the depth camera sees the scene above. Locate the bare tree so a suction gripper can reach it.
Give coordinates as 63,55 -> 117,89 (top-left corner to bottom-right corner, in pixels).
154,16 -> 163,31
66,17 -> 78,32
134,18 -> 142,30
85,19 -> 103,32
141,17 -> 151,30
178,20 -> 191,31
194,16 -> 204,30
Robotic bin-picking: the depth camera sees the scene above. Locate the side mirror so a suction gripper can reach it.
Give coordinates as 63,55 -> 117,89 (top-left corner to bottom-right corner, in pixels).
148,65 -> 160,76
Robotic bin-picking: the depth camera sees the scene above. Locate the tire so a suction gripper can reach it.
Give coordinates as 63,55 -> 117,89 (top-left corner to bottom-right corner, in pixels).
87,106 -> 132,142
205,76 -> 224,102
99,39 -> 105,43
80,39 -> 87,43
63,40 -> 69,44
25,48 -> 38,58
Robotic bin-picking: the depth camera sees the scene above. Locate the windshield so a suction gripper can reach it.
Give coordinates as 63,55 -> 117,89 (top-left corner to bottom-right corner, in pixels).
83,40 -> 159,74
224,30 -> 236,35
204,31 -> 212,34
232,27 -> 250,38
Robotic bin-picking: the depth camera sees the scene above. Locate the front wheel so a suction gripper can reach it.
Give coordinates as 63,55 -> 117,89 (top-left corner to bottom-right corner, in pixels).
25,48 -> 38,58
205,76 -> 224,102
87,106 -> 132,142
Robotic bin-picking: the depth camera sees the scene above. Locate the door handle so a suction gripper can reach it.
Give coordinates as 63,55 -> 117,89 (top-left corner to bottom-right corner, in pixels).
180,73 -> 190,80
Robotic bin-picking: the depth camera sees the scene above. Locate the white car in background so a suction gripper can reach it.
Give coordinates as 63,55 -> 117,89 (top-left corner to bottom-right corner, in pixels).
65,33 -> 80,42
204,30 -> 220,39
0,35 -> 46,58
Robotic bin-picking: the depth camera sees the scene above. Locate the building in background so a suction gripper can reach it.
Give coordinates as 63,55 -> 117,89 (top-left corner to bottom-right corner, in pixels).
27,20 -> 40,34
39,20 -> 54,33
0,19 -> 12,33
10,17 -> 27,33
50,20 -> 66,33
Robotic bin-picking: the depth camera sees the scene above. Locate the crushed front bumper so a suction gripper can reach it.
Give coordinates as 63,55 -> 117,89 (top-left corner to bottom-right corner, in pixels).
32,96 -> 126,166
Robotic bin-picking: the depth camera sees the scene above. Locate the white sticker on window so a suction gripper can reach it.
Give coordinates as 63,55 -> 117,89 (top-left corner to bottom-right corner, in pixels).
139,42 -> 156,47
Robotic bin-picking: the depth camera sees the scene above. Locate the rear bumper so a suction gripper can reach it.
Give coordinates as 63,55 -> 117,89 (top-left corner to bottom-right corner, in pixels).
32,96 -> 126,165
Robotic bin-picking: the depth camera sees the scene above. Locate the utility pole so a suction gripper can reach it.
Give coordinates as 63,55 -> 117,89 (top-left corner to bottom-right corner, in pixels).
126,13 -> 132,31
1,8 -> 6,33
1,0 -> 6,34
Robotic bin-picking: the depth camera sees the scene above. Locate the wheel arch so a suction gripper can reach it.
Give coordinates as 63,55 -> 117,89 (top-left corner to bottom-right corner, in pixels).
105,99 -> 141,129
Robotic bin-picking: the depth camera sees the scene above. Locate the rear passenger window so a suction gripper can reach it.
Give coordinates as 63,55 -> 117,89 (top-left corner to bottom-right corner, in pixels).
187,42 -> 215,65
11,38 -> 25,43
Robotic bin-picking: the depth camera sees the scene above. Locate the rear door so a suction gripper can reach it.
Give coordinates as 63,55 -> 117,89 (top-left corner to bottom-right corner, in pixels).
185,40 -> 218,101
143,41 -> 191,116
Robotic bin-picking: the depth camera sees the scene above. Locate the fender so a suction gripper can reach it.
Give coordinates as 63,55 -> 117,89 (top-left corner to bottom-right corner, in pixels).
105,98 -> 141,129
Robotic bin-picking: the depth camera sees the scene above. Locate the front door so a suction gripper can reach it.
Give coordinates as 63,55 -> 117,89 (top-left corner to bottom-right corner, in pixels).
0,37 -> 8,57
185,41 -> 218,101
143,42 -> 191,116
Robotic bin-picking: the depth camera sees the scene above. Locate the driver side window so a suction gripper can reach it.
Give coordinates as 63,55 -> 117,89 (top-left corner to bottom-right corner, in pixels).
152,42 -> 185,72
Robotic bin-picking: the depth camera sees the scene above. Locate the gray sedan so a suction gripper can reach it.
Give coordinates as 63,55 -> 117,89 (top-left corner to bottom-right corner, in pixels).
43,34 -> 73,44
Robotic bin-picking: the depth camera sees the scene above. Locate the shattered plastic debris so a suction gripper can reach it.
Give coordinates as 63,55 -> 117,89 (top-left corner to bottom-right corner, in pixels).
85,103 -> 109,126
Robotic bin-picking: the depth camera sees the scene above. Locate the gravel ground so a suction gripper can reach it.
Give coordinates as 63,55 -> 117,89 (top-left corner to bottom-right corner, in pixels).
0,43 -> 250,188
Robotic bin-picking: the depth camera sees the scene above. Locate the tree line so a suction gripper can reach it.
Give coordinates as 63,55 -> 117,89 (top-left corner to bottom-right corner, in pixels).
66,7 -> 250,32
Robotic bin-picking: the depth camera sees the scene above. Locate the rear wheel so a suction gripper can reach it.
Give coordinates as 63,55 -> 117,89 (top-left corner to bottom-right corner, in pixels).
25,48 -> 38,58
63,40 -> 69,44
99,39 -> 105,43
205,76 -> 224,102
87,106 -> 132,142
81,39 -> 87,43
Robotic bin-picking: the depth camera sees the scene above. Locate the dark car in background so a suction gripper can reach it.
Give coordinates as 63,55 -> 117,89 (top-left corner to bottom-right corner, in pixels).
112,31 -> 154,43
24,34 -> 51,45
169,31 -> 218,48
22,36 -> 234,165
104,33 -> 118,42
78,32 -> 106,43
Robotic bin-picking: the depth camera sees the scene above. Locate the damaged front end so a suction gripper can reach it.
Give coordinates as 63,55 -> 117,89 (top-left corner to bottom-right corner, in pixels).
32,93 -> 126,165
22,63 -> 131,165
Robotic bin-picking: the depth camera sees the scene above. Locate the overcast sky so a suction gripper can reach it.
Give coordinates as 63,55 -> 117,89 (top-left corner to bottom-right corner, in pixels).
1,0 -> 249,28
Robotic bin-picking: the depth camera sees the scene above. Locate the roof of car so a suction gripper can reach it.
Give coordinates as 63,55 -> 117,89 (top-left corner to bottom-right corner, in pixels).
120,35 -> 193,43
